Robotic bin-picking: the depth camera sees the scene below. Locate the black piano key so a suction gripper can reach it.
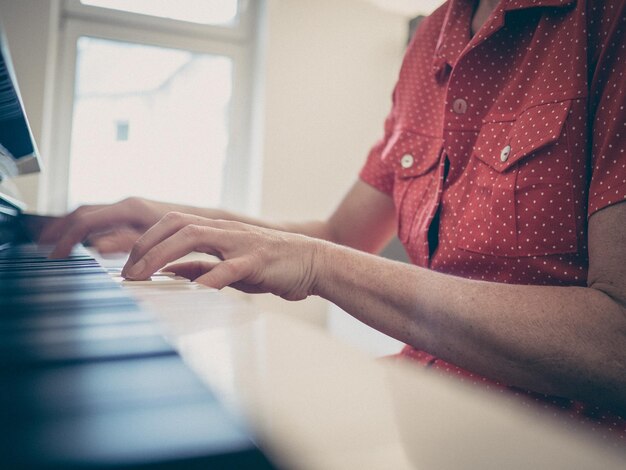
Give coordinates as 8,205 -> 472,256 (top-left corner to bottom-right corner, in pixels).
0,355 -> 213,418
0,264 -> 102,275
0,243 -> 89,258
0,259 -> 96,268
0,251 -> 88,260
0,322 -> 175,367
1,287 -> 134,308
0,308 -> 152,333
4,397 -> 274,469
0,265 -> 108,278
0,241 -> 276,468
0,257 -> 95,266
1,294 -> 139,316
0,275 -> 124,296
0,255 -> 98,262
0,303 -> 151,323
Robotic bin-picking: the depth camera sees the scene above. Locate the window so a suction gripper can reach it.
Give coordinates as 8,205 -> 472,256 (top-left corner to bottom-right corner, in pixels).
48,0 -> 260,213
80,0 -> 239,25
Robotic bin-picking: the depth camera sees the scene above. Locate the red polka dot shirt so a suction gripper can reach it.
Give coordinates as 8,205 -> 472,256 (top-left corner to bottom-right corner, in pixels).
360,0 -> 626,438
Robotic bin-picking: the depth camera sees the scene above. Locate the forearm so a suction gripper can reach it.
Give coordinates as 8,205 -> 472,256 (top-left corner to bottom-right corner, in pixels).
312,241 -> 626,411
152,200 -> 330,240
161,179 -> 397,252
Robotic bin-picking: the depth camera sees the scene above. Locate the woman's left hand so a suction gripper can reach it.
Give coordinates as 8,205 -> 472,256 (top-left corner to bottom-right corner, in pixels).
121,212 -> 322,301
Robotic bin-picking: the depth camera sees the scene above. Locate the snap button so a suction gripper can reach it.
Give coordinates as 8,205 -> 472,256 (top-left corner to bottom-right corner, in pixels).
400,154 -> 414,169
452,98 -> 467,114
500,145 -> 511,162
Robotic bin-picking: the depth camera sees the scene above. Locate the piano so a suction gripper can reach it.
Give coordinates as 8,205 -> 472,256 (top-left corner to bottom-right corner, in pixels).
0,17 -> 274,469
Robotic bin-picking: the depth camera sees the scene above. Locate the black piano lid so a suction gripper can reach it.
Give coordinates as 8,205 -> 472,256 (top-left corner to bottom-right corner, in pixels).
0,18 -> 42,183
0,13 -> 38,246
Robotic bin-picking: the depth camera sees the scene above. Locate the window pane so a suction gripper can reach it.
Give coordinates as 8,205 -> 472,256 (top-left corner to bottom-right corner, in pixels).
67,37 -> 232,209
80,0 -> 238,25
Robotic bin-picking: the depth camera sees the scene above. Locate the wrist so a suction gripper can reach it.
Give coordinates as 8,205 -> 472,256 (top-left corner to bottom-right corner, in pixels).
309,239 -> 335,298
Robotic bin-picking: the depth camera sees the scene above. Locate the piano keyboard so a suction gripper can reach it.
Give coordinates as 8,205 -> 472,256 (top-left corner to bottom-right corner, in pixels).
0,243 -> 274,468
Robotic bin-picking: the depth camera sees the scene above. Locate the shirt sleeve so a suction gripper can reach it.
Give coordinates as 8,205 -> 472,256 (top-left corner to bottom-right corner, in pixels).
358,102 -> 397,196
587,1 -> 626,217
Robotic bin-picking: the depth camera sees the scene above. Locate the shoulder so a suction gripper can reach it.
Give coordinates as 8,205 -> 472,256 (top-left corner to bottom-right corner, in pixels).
401,1 -> 450,73
407,1 -> 450,50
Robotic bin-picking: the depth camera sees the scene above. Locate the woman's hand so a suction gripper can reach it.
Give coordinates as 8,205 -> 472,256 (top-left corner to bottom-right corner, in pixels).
87,227 -> 144,254
40,197 -> 173,258
122,212 -> 322,301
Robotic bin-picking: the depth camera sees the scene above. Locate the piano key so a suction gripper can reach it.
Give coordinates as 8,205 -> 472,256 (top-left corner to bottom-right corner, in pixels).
0,263 -> 102,273
0,265 -> 108,278
0,322 -> 175,367
4,396 -> 274,469
0,302 -> 149,321
1,287 -> 133,307
0,257 -> 101,266
0,355 -> 213,418
0,257 -> 95,264
0,242 -> 276,467
0,253 -> 95,262
1,294 -> 139,315
0,308 -> 152,333
0,243 -> 87,256
0,262 -> 101,273
0,274 -> 123,294
0,253 -> 92,262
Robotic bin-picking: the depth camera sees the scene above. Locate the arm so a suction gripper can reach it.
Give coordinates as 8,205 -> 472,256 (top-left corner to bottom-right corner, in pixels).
121,201 -> 626,413
40,197 -> 286,258
313,201 -> 626,412
44,180 -> 395,258
276,180 -> 397,253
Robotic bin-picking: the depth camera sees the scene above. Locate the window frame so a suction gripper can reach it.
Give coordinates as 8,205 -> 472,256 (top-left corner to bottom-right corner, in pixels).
46,0 -> 259,214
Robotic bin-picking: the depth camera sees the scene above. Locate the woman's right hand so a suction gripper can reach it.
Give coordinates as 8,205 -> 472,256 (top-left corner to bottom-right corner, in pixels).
39,197 -> 171,258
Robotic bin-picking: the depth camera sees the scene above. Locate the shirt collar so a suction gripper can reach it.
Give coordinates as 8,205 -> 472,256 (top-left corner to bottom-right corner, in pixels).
433,0 -> 475,73
432,0 -> 576,81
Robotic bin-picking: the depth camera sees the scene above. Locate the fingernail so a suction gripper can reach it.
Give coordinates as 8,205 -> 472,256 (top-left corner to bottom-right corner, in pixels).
125,260 -> 146,279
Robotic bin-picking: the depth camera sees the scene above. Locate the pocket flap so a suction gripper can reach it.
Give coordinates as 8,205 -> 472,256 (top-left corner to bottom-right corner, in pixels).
382,131 -> 443,178
474,100 -> 571,172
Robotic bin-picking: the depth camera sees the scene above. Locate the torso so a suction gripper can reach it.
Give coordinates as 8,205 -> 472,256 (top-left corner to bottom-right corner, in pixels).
359,0 -> 626,436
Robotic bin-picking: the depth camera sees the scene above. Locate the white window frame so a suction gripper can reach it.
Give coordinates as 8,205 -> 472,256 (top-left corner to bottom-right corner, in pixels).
46,0 -> 260,214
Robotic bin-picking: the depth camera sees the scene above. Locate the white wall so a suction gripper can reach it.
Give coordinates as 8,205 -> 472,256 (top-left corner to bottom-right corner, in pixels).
261,0 -> 407,222
249,0 -> 410,325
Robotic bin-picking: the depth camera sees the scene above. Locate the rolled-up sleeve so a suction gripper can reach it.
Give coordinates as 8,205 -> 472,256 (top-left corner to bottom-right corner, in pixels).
587,2 -> 626,217
358,90 -> 397,196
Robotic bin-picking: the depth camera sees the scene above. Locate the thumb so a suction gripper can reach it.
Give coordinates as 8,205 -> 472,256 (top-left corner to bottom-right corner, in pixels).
164,260 -> 218,280
194,258 -> 251,290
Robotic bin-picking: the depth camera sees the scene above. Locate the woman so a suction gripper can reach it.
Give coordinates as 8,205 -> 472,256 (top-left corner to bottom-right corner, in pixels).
43,0 -> 626,436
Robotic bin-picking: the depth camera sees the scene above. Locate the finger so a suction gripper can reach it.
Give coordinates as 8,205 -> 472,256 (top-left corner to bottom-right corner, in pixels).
39,205 -> 101,244
90,238 -> 117,254
89,228 -> 141,254
124,212 -> 213,271
48,204 -> 143,259
124,225 -> 231,280
164,260 -> 219,281
89,235 -> 129,254
194,258 -> 253,290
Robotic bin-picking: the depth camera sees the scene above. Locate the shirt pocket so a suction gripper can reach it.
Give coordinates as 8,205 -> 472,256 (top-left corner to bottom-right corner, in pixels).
457,100 -> 578,257
383,130 -> 443,246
